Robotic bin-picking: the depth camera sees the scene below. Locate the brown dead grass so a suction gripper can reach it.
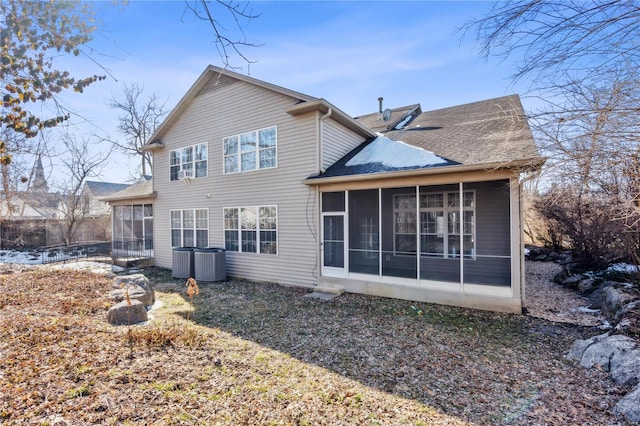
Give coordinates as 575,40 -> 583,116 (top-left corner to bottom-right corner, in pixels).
0,264 -> 631,425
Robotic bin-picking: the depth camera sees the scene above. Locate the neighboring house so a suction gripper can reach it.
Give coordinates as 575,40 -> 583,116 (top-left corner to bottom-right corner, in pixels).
116,65 -> 542,313
0,155 -> 60,247
80,181 -> 130,217
55,180 -> 130,243
0,155 -> 131,247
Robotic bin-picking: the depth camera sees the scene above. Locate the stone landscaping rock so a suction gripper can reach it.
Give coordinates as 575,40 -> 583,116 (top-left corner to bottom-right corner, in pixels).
114,274 -> 153,293
546,251 -> 560,261
568,332 -> 640,423
109,286 -> 154,307
578,334 -> 637,371
602,286 -> 637,323
578,278 -> 597,295
610,348 -> 640,387
107,299 -> 147,325
561,274 -> 582,289
111,274 -> 155,306
615,384 -> 640,424
588,282 -> 617,310
567,333 -> 606,361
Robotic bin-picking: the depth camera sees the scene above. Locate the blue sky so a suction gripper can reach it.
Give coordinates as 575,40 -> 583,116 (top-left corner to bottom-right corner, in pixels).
44,1 -> 530,185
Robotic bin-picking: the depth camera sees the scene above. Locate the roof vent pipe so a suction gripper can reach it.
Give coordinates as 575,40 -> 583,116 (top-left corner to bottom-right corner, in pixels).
378,97 -> 383,114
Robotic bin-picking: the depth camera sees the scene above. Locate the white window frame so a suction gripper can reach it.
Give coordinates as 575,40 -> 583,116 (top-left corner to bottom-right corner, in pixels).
392,191 -> 475,259
223,205 -> 278,255
393,194 -> 417,255
170,143 -> 208,181
223,126 -> 277,174
170,208 -> 209,247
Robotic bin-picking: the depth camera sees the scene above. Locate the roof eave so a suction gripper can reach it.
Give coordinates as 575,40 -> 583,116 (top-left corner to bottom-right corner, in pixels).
286,99 -> 376,139
101,191 -> 157,203
303,157 -> 545,186
142,141 -> 165,152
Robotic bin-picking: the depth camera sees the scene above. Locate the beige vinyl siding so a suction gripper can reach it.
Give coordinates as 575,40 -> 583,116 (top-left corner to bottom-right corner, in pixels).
322,119 -> 366,171
152,77 -> 320,287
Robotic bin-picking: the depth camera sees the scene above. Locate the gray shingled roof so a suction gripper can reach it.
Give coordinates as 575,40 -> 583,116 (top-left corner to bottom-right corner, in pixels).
84,181 -> 129,197
100,179 -> 154,202
312,95 -> 540,181
354,104 -> 421,133
379,95 -> 539,166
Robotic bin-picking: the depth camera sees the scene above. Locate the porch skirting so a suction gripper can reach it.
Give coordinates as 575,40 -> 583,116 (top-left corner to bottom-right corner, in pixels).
319,275 -> 522,314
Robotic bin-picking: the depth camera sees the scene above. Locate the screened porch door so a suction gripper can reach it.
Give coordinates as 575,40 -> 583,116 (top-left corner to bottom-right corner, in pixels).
322,213 -> 346,277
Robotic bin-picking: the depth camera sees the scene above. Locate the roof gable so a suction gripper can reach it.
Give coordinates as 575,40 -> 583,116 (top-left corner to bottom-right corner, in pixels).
146,65 -> 318,146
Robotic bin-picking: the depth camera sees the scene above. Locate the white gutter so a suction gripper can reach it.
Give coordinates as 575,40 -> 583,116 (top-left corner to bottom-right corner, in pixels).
302,157 -> 545,186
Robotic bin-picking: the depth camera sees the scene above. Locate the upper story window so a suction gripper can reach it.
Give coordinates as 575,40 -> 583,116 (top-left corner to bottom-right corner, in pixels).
223,126 -> 277,174
170,143 -> 208,181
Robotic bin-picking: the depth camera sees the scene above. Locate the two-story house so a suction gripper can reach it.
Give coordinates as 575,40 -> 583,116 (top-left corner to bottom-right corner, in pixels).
112,65 -> 542,313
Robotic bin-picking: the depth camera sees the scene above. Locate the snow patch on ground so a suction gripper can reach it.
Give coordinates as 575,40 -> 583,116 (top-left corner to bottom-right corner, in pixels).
607,263 -> 639,274
51,261 -> 125,275
0,249 -> 124,274
0,250 -> 44,264
346,134 -> 448,168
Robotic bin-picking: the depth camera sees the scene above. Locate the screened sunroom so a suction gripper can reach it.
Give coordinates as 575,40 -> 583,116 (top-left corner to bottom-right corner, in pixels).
321,179 -> 512,289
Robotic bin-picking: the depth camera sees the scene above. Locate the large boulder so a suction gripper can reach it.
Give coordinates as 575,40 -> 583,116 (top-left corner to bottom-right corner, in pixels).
615,384 -> 640,424
610,348 -> 640,387
566,332 -> 610,362
578,334 -> 637,371
110,274 -> 155,306
107,299 -> 148,325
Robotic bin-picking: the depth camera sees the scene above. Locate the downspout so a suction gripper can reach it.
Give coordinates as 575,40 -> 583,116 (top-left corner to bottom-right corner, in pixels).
319,108 -> 333,173
315,108 -> 332,286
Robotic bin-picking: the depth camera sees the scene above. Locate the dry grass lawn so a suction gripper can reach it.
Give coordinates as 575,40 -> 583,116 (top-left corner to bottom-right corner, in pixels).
0,264 -> 630,425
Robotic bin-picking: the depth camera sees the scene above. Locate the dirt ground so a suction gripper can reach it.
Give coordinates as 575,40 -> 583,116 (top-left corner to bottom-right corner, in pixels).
1,260 -> 634,424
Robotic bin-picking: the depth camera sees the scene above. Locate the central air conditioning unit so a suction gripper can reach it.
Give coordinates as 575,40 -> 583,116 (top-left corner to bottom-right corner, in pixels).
178,169 -> 194,180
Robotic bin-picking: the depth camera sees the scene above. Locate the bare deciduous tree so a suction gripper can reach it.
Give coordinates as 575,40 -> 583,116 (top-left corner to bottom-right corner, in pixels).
107,84 -> 168,177
465,1 -> 640,265
55,135 -> 113,245
463,1 -> 640,90
529,76 -> 640,263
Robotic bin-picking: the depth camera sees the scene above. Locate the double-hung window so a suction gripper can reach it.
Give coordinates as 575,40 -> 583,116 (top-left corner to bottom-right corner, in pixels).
170,143 -> 208,181
223,205 -> 277,254
223,126 -> 277,174
170,208 -> 209,247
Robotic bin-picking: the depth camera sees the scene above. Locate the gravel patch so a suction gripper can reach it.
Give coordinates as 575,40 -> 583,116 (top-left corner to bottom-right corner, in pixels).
525,261 -> 607,327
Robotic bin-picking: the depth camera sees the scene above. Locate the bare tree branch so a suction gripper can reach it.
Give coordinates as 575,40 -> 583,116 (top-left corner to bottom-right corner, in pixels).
105,83 -> 168,177
55,135 -> 114,244
182,0 -> 262,70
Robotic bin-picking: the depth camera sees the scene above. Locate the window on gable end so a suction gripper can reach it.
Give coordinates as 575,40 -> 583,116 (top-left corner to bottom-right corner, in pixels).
223,126 -> 277,174
170,143 -> 208,181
